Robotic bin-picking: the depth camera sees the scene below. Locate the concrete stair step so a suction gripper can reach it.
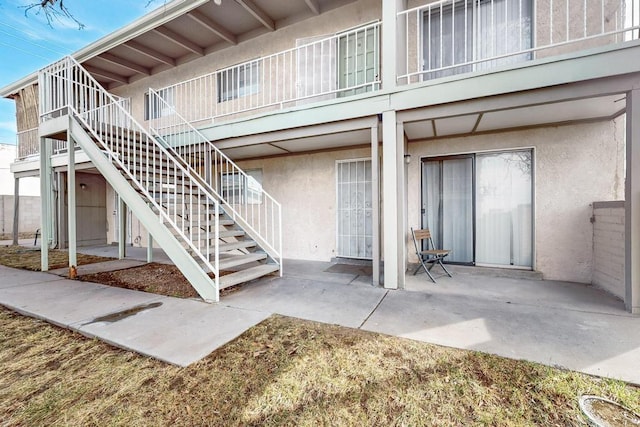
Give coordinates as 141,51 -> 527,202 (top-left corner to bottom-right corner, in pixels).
219,264 -> 279,289
218,240 -> 256,252
218,253 -> 267,270
219,230 -> 245,238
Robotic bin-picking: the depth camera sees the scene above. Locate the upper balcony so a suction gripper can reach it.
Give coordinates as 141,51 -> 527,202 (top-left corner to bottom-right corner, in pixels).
397,0 -> 639,85
149,0 -> 639,131
11,0 -> 640,161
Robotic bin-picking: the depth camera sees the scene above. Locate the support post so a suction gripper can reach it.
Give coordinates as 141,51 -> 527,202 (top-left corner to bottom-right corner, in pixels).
39,137 -> 50,271
68,130 -> 77,275
147,230 -> 153,263
371,124 -> 380,286
382,0 -> 406,90
118,196 -> 126,259
12,177 -> 19,245
625,88 -> 640,314
382,110 -> 406,289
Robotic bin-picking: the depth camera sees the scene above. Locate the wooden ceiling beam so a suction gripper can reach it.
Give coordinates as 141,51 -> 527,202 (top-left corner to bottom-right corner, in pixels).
188,10 -> 237,45
153,26 -> 205,56
83,65 -> 129,84
235,0 -> 275,31
124,41 -> 176,67
304,0 -> 321,14
98,53 -> 151,76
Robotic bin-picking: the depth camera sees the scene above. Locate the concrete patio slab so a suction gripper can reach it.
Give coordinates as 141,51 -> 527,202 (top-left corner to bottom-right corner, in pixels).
362,287 -> 640,384
223,275 -> 387,329
282,259 -> 359,285
0,265 -> 66,288
78,297 -> 270,366
0,277 -> 161,327
49,259 -> 146,277
405,272 -> 625,316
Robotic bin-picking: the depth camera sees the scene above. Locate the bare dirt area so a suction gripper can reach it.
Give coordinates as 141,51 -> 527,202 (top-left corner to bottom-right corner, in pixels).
80,263 -> 200,298
0,245 -> 237,299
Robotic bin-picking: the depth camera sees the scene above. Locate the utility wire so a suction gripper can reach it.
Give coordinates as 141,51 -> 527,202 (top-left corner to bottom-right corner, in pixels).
0,40 -> 52,61
0,21 -> 70,55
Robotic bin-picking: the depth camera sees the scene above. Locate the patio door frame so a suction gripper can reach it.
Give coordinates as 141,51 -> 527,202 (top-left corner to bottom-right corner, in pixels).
421,148 -> 535,269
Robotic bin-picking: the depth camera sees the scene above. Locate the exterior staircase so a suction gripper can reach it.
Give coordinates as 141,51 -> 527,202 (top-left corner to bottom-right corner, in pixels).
39,57 -> 281,302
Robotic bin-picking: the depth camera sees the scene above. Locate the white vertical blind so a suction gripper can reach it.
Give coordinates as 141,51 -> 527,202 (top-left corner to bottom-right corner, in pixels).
424,157 -> 474,263
475,151 -> 532,267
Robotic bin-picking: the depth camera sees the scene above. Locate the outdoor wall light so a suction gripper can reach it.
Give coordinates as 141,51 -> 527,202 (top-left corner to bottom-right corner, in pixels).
404,154 -> 412,164
79,183 -> 87,190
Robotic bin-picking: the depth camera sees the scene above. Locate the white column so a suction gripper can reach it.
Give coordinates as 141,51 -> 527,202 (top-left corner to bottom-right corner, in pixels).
382,0 -> 407,90
118,197 -> 126,259
68,130 -> 77,270
147,230 -> 153,263
371,124 -> 380,286
39,137 -> 50,271
382,110 -> 406,289
625,88 -> 640,314
12,177 -> 19,245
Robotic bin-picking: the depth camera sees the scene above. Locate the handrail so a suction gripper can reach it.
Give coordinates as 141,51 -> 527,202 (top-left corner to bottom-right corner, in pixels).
148,88 -> 283,271
39,56 -> 221,296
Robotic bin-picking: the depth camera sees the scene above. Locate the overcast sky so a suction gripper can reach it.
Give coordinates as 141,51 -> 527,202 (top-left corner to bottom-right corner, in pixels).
0,0 -> 152,144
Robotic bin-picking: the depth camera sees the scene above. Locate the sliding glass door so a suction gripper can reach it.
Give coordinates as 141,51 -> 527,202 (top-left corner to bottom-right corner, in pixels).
422,150 -> 532,268
423,156 -> 474,263
475,151 -> 532,267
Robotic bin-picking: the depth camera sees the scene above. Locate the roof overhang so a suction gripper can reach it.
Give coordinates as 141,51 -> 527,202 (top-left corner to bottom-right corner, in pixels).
1,0 -> 355,97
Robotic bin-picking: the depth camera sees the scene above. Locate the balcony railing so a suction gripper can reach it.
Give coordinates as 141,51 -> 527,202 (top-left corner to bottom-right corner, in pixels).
15,85 -> 131,161
16,128 -> 67,160
153,22 -> 381,127
398,0 -> 640,84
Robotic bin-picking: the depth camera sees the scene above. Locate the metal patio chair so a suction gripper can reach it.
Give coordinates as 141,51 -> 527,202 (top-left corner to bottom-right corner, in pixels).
411,227 -> 453,283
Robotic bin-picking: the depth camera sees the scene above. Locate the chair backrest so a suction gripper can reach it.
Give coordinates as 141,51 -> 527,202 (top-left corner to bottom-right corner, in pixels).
411,227 -> 434,253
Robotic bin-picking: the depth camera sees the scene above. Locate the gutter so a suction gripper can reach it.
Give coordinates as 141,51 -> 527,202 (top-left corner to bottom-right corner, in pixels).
0,0 -> 209,98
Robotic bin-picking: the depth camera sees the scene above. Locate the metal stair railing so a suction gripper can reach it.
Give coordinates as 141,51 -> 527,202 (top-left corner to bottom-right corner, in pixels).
148,88 -> 283,273
39,56 -> 221,297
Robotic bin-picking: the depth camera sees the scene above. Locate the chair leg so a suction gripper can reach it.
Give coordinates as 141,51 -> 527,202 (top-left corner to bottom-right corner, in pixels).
422,259 -> 437,283
417,257 -> 437,283
438,258 -> 453,278
423,265 -> 437,283
412,263 -> 422,276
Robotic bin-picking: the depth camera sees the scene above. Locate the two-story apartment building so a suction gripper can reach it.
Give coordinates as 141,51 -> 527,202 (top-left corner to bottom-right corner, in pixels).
2,0 -> 639,312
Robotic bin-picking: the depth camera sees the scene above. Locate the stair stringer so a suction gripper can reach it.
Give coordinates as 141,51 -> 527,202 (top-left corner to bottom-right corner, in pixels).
69,115 -> 219,303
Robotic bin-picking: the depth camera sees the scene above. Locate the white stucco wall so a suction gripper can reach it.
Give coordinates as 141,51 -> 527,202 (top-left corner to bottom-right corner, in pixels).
407,118 -> 625,283
0,144 -> 39,196
237,147 -> 372,261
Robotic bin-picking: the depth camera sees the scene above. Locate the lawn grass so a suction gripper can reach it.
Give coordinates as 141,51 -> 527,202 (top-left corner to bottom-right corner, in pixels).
0,245 -> 113,271
1,307 -> 638,426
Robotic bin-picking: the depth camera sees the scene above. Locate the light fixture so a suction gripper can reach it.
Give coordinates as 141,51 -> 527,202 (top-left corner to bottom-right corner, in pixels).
404,154 -> 412,164
79,183 -> 87,190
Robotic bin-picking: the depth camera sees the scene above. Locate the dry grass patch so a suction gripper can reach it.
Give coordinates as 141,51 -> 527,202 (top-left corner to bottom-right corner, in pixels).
0,245 -> 112,271
1,307 -> 638,426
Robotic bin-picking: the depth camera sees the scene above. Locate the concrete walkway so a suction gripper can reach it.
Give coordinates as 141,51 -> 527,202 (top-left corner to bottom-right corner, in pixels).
0,256 -> 639,385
